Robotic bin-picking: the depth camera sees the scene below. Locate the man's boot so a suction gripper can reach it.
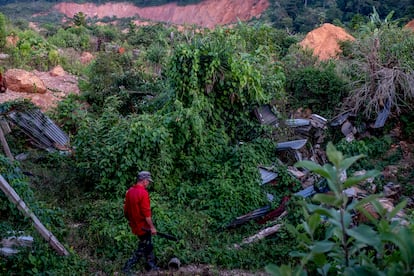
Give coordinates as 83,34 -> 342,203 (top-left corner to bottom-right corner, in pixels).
145,252 -> 160,271
123,250 -> 143,274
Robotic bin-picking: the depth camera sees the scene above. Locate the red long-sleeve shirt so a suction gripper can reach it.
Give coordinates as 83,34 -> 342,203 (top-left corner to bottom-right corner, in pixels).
124,184 -> 151,236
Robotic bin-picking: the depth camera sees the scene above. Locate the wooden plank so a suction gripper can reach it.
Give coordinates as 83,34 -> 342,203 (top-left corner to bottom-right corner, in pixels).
0,174 -> 69,256
0,125 -> 14,161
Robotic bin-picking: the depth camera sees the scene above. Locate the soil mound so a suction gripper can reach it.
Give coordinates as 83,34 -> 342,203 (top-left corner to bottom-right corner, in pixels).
299,23 -> 355,60
405,19 -> 414,31
53,0 -> 270,29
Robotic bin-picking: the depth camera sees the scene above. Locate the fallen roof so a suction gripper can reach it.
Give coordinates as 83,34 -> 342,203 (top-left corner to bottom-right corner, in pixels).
1,105 -> 70,151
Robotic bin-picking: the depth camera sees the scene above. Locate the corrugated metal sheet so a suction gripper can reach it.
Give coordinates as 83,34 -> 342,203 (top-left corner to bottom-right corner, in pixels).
6,109 -> 70,151
276,139 -> 307,151
285,118 -> 310,127
259,167 -> 278,185
374,100 -> 391,128
254,105 -> 278,126
330,110 -> 354,127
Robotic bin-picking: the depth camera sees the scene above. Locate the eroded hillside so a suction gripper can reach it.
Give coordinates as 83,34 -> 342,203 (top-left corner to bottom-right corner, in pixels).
54,0 -> 270,28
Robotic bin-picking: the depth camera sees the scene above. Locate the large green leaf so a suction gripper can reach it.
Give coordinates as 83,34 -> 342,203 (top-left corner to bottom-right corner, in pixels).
265,264 -> 307,276
339,154 -> 364,171
308,213 -> 322,236
381,228 -> 414,267
313,193 -> 340,207
310,240 -> 336,254
295,160 -> 330,179
343,170 -> 380,188
346,224 -> 381,250
387,199 -> 407,221
326,142 -> 343,167
344,266 -> 383,276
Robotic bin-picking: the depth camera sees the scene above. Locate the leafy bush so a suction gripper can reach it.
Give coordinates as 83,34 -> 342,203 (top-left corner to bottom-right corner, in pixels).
266,143 -> 414,275
285,62 -> 348,117
48,93 -> 87,135
7,29 -> 57,70
0,156 -> 87,274
335,136 -> 393,170
47,26 -> 91,51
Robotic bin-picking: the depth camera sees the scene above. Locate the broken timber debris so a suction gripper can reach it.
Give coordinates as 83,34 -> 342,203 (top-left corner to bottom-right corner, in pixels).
0,235 -> 33,257
0,174 -> 69,256
0,121 -> 14,161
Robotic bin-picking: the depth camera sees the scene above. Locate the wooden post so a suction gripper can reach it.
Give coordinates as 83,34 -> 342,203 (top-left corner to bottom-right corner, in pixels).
0,174 -> 69,256
0,125 -> 14,161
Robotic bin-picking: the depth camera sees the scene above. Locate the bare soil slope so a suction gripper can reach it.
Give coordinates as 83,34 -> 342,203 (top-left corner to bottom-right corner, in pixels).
54,0 -> 270,29
405,19 -> 414,31
299,23 -> 355,60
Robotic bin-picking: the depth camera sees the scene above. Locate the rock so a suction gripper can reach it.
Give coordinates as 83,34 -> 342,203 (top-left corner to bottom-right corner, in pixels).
405,19 -> 414,31
4,69 -> 47,94
6,35 -> 18,47
80,52 -> 94,64
49,65 -> 65,77
299,23 -> 355,60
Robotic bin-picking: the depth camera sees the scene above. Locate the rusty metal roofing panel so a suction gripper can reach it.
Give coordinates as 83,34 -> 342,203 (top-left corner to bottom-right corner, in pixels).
6,109 -> 70,151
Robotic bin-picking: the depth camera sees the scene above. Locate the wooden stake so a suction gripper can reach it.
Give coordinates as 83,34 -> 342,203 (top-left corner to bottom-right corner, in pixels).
0,174 -> 69,256
0,125 -> 14,161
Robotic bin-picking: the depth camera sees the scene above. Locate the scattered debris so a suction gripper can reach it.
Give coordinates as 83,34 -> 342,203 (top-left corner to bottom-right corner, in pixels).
276,139 -> 308,151
226,205 -> 271,229
374,100 -> 391,128
237,223 -> 283,247
0,234 -> 33,256
168,257 -> 181,271
259,166 -> 278,185
0,174 -> 70,256
0,104 -> 71,154
254,104 -> 279,126
256,197 -> 290,224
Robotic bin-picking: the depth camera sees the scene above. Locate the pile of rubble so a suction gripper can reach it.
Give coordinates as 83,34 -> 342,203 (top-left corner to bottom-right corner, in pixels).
226,104 -> 410,246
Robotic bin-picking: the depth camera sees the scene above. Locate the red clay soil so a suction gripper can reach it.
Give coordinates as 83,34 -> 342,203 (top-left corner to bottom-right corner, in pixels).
299,23 -> 355,61
405,19 -> 414,31
53,0 -> 270,29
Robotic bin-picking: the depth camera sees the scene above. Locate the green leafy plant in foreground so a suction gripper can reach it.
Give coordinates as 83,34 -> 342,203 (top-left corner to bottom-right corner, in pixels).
266,142 -> 414,275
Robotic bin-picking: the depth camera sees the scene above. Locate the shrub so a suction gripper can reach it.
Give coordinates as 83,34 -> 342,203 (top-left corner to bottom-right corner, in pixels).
266,142 -> 414,275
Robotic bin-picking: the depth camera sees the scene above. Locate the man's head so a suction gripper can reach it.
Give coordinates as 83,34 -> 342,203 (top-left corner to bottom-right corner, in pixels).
137,171 -> 153,184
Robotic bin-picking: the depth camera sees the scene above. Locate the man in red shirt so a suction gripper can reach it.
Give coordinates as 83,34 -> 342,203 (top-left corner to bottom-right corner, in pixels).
122,171 -> 159,273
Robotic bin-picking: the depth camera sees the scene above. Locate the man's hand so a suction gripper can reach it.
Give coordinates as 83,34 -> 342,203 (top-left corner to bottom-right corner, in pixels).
150,226 -> 157,235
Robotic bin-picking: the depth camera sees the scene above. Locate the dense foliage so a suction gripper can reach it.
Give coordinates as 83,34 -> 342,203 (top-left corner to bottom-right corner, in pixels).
0,0 -> 413,33
267,143 -> 414,275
